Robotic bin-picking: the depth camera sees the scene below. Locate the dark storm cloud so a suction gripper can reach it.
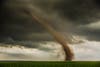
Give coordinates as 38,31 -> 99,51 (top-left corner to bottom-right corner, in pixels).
0,0 -> 100,42
0,0 -> 47,41
53,0 -> 100,24
75,22 -> 100,41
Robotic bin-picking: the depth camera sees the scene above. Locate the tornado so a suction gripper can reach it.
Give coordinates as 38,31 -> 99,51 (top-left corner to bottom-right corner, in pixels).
24,10 -> 74,61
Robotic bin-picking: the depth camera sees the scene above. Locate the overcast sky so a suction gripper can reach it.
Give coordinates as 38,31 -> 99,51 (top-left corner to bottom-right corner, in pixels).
0,0 -> 100,42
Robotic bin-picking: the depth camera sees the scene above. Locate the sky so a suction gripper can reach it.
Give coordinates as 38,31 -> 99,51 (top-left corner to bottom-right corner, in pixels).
0,39 -> 100,61
0,0 -> 100,61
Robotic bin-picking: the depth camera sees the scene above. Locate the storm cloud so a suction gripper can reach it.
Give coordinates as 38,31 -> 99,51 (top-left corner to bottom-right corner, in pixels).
0,0 -> 100,42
